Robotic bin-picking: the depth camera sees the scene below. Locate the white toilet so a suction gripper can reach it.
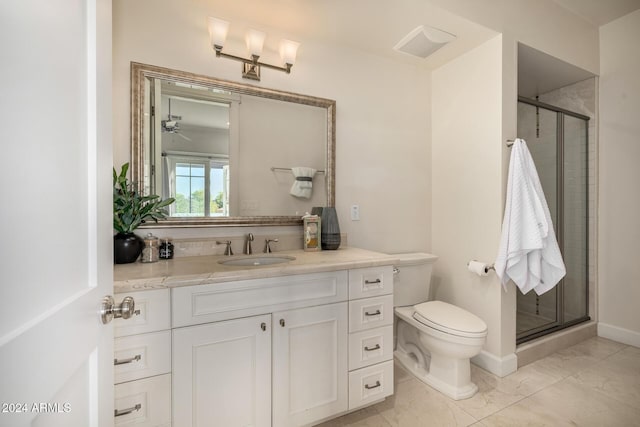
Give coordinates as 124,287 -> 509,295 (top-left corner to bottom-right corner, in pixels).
393,253 -> 488,400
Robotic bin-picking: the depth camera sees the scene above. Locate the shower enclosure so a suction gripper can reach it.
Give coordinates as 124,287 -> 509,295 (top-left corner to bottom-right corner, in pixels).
516,96 -> 590,344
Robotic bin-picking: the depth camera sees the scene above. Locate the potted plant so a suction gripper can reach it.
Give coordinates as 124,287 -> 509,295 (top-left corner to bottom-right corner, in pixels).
113,163 -> 175,264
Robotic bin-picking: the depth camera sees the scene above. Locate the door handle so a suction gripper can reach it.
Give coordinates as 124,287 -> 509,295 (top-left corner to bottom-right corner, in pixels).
100,295 -> 137,324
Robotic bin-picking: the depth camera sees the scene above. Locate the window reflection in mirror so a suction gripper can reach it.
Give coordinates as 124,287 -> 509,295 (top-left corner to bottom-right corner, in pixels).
145,79 -> 234,217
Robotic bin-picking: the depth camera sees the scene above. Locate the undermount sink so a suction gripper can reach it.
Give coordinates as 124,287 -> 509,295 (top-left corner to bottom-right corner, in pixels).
218,255 -> 296,267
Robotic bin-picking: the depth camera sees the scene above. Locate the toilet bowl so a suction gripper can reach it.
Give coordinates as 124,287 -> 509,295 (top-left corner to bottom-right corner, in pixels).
392,253 -> 488,400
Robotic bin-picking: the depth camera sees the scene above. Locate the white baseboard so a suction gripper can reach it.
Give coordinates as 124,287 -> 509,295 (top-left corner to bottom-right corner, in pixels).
598,322 -> 640,347
471,350 -> 517,377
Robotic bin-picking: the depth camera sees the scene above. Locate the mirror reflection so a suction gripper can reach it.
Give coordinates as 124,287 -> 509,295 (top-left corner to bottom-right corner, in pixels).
131,63 -> 336,227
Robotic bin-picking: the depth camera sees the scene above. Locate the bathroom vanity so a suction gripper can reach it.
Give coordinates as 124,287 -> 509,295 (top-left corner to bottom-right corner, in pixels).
113,247 -> 397,427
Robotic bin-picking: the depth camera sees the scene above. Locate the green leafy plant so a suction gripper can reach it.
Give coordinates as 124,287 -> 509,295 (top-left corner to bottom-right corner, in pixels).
113,163 -> 175,233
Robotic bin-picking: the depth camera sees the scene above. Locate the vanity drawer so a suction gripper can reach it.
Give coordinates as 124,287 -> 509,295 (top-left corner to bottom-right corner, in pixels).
348,360 -> 394,410
348,325 -> 393,371
115,289 -> 170,337
172,271 -> 348,328
349,295 -> 393,333
114,330 -> 171,384
348,266 -> 394,299
114,373 -> 171,426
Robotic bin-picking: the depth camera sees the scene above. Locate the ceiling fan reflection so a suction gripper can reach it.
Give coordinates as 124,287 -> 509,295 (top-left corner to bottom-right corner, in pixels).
161,98 -> 192,141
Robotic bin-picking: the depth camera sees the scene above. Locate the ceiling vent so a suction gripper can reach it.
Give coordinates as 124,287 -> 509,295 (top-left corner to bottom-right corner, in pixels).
394,25 -> 456,59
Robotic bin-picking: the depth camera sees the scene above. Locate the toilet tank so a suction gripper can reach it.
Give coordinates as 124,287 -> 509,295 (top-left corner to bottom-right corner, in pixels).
393,253 -> 439,307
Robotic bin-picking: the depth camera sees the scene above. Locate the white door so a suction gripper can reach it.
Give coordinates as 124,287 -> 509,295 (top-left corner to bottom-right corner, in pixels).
172,314 -> 272,427
0,1 -> 113,426
272,303 -> 349,427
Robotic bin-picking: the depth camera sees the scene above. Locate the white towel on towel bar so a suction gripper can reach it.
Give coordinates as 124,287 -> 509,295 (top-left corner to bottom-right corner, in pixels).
289,167 -> 316,199
494,138 -> 566,295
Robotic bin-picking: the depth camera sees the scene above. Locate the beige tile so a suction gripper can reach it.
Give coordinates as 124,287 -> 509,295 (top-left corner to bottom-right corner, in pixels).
450,366 -> 527,420
314,406 -> 390,427
527,341 -> 603,379
393,361 -> 413,385
572,347 -> 640,410
376,378 -> 477,427
563,336 -> 628,360
482,376 -> 640,427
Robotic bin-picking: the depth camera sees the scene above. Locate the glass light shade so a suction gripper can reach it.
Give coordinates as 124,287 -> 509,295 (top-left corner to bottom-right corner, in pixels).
245,29 -> 265,57
279,39 -> 300,65
208,17 -> 229,47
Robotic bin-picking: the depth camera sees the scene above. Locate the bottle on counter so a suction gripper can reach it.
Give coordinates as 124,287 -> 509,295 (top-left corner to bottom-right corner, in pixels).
159,238 -> 174,259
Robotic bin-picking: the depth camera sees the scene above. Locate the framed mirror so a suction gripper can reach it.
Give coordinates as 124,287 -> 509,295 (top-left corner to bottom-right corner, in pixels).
131,62 -> 336,227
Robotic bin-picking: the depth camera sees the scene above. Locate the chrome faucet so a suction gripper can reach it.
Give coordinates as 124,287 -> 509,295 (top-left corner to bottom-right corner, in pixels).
216,240 -> 233,256
244,233 -> 254,255
264,238 -> 278,253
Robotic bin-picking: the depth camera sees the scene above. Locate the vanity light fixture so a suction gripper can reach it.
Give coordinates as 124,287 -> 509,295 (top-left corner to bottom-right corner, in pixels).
207,17 -> 300,81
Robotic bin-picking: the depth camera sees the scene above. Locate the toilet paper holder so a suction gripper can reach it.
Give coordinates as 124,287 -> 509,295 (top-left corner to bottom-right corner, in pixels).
467,260 -> 495,276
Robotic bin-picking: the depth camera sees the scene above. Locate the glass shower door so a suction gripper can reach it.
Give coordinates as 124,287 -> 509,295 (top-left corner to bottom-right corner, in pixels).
562,115 -> 589,324
515,98 -> 590,343
515,102 -> 560,339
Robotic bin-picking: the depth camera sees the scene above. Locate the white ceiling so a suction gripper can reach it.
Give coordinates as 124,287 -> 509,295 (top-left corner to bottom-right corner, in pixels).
207,0 -> 498,70
518,44 -> 595,98
552,0 -> 640,26
208,0 -> 640,72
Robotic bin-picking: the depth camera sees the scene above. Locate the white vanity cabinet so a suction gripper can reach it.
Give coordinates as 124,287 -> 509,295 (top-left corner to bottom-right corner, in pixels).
172,314 -> 272,427
272,302 -> 348,427
171,271 -> 349,427
347,266 -> 395,410
114,251 -> 398,427
113,289 -> 172,427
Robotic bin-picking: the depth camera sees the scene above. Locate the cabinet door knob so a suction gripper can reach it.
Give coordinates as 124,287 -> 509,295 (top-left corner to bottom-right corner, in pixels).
280,319 -> 285,327
261,322 -> 266,331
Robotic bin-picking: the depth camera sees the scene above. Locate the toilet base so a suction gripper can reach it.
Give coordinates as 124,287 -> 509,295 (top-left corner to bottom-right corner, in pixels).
394,350 -> 478,400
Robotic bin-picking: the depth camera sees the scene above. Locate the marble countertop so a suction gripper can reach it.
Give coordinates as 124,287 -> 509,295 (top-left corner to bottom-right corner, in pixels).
114,247 -> 399,293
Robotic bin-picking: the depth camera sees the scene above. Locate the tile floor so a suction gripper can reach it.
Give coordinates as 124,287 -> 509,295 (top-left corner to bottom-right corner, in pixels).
317,337 -> 640,426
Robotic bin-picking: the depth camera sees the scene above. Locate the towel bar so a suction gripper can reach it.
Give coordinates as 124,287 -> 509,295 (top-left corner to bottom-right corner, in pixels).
271,167 -> 325,174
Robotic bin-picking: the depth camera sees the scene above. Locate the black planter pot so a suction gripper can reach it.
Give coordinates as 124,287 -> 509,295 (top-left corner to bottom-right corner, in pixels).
114,233 -> 143,264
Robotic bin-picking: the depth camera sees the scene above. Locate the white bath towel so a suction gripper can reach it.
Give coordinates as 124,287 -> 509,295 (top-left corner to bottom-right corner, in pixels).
494,139 -> 566,295
289,167 -> 316,199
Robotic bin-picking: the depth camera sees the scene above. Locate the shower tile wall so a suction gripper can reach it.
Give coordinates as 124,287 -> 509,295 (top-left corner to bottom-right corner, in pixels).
539,77 -> 597,323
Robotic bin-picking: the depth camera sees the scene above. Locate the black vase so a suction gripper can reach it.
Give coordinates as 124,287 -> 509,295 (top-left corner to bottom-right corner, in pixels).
114,233 -> 143,264
320,207 -> 341,250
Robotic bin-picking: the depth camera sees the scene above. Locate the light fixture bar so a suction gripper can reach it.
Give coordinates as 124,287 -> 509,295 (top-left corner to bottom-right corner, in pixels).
208,17 -> 298,81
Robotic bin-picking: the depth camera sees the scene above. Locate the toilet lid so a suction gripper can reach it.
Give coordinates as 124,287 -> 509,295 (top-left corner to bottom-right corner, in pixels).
413,301 -> 487,338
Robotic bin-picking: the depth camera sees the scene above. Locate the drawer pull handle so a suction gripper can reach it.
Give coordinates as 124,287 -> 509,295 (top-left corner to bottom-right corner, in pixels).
114,403 -> 142,417
114,354 -> 141,366
364,279 -> 382,284
364,310 -> 381,317
364,381 -> 381,390
261,322 -> 266,331
364,344 -> 381,351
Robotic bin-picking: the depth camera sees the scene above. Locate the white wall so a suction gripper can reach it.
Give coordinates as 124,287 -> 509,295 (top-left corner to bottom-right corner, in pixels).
598,10 -> 640,347
113,0 -> 432,253
432,35 -> 515,365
